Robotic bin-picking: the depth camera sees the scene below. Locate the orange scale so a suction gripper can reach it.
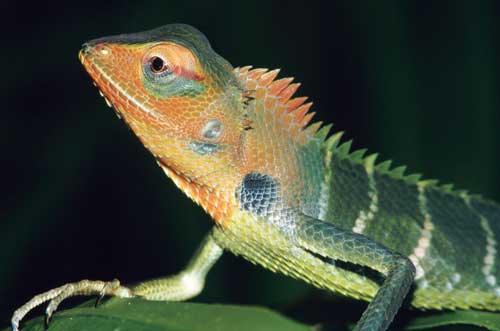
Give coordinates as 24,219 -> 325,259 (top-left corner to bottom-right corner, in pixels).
274,104 -> 287,120
247,68 -> 268,80
255,87 -> 267,100
269,77 -> 294,96
259,69 -> 281,86
254,102 -> 265,113
264,97 -> 276,110
279,83 -> 301,102
246,80 -> 257,90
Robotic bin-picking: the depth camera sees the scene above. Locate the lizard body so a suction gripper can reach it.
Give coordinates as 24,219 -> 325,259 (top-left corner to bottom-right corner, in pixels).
11,24 -> 500,331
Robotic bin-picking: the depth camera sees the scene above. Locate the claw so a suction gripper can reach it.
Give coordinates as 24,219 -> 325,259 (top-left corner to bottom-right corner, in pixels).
45,303 -> 56,330
44,312 -> 51,330
11,279 -> 133,331
95,278 -> 121,307
95,292 -> 105,308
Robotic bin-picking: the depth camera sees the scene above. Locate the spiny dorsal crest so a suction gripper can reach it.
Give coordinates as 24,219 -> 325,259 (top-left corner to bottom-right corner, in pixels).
322,129 -> 479,198
234,67 -> 479,200
234,66 -> 322,144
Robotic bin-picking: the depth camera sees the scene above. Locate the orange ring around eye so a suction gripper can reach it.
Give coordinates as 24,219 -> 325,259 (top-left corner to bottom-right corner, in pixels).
145,43 -> 204,81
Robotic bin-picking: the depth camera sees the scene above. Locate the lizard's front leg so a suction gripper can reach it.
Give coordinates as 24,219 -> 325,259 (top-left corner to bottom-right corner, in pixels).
132,229 -> 223,300
11,229 -> 223,331
296,214 -> 416,331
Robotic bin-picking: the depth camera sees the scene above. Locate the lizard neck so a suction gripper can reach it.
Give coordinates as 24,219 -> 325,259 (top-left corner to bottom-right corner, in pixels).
158,161 -> 238,224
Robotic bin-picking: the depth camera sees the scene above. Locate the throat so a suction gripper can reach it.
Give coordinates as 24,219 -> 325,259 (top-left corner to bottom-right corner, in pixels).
156,161 -> 233,224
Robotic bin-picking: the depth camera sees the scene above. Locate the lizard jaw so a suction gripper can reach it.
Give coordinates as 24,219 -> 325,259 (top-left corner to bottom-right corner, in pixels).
79,42 -> 164,122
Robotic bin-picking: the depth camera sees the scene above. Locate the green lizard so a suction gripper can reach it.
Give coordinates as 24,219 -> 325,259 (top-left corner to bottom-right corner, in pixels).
11,24 -> 500,331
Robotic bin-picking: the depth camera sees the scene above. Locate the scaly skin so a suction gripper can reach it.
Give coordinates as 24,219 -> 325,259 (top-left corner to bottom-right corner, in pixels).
10,24 -> 500,331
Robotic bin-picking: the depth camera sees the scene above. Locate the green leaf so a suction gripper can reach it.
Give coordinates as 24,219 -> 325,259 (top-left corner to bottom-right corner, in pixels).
405,310 -> 500,331
7,299 -> 500,331
9,298 -> 314,331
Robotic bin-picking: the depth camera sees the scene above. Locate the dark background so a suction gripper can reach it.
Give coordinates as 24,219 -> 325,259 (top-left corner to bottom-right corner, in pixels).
2,0 -> 500,329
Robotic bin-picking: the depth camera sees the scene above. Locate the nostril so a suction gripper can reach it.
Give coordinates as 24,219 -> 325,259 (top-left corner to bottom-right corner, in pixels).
79,42 -> 96,59
80,44 -> 90,58
80,42 -> 111,57
81,42 -> 91,51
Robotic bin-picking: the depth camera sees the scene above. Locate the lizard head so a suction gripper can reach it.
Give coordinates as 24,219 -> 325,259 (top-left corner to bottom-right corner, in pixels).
79,24 -> 248,215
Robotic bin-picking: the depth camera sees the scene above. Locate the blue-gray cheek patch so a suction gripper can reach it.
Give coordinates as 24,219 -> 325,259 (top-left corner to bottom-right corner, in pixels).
236,172 -> 280,217
189,141 -> 220,155
143,75 -> 204,98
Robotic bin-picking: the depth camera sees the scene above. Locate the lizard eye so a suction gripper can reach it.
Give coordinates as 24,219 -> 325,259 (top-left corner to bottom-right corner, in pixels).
142,43 -> 204,97
201,119 -> 223,139
143,54 -> 175,85
148,56 -> 171,75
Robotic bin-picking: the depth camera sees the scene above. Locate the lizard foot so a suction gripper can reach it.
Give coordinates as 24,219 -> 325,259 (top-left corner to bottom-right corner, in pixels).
11,279 -> 134,331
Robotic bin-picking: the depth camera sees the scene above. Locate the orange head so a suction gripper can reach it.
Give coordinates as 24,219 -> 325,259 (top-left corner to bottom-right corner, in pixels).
79,24 -> 249,219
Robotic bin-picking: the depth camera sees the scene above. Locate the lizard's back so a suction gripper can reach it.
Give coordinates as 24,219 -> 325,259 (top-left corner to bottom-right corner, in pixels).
314,144 -> 500,310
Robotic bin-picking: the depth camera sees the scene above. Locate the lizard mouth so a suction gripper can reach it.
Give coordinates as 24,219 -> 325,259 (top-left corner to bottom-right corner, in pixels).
80,51 -> 116,112
79,44 -> 122,118
79,42 -> 163,122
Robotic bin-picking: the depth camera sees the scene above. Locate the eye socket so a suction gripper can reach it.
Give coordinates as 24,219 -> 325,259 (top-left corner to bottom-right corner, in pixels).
142,45 -> 204,97
148,56 -> 170,74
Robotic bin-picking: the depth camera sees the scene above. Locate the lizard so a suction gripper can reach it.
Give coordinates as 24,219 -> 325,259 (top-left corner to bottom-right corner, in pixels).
11,23 -> 500,331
